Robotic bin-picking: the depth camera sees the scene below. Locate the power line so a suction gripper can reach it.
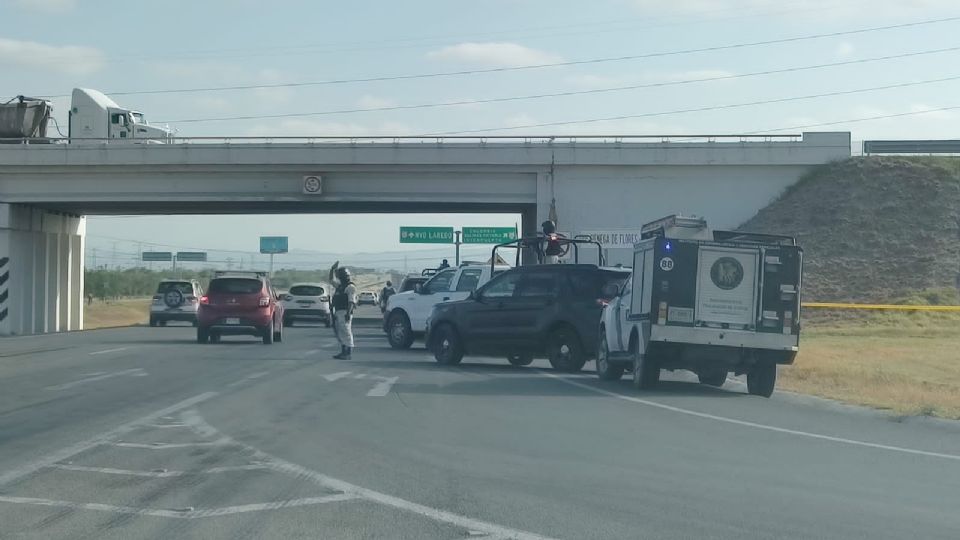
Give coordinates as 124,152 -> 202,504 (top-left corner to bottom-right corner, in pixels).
426,74 -> 960,135
159,45 -> 960,123
23,15 -> 960,100
747,105 -> 960,133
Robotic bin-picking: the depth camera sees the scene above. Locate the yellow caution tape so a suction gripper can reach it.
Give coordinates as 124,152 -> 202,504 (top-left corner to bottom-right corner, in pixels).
802,302 -> 960,311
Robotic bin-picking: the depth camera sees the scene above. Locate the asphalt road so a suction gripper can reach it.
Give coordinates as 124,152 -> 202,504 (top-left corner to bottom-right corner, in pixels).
1,323 -> 958,539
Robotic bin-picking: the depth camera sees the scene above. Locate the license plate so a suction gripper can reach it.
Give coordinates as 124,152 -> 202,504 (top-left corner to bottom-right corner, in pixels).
225,317 -> 240,325
297,300 -> 314,305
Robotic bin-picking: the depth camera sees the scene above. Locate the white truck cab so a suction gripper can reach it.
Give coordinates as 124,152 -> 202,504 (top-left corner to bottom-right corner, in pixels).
69,88 -> 172,143
384,263 -> 510,349
597,215 -> 802,398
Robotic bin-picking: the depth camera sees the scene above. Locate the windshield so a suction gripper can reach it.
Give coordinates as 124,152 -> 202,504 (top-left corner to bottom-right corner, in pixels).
289,285 -> 323,296
208,278 -> 262,294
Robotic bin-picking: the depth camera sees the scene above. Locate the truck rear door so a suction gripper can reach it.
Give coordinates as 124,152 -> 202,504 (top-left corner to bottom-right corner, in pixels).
695,247 -> 760,329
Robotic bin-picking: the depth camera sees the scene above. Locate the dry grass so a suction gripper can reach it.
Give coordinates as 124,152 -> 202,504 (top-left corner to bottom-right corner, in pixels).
781,311 -> 960,419
84,297 -> 151,329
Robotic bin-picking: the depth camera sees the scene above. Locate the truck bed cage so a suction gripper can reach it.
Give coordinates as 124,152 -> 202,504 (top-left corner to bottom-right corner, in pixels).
213,270 -> 268,278
491,234 -> 605,274
711,230 -> 797,246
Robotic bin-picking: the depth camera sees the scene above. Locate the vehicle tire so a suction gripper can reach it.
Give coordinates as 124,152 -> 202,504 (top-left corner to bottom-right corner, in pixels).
386,311 -> 414,350
698,370 -> 727,387
432,324 -> 464,365
262,325 -> 274,345
149,316 -> 157,328
507,354 -> 534,366
196,327 -> 209,344
210,332 -> 221,344
325,317 -> 332,328
631,343 -> 659,390
596,332 -> 625,381
274,323 -> 283,343
547,327 -> 586,372
191,319 -> 198,328
747,362 -> 777,397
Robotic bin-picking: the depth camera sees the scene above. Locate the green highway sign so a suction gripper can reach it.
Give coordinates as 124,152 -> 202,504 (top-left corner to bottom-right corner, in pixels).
259,236 -> 289,254
176,252 -> 207,262
462,227 -> 517,244
142,251 -> 172,262
399,226 -> 454,244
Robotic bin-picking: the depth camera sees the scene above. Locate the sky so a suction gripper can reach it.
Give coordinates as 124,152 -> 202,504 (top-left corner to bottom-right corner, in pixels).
4,0 -> 960,268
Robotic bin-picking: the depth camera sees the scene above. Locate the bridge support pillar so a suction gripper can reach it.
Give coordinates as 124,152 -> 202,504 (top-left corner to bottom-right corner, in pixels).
0,204 -> 85,336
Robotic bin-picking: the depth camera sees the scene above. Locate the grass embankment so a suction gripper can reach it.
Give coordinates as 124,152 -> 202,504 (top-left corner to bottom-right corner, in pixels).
84,297 -> 150,329
783,311 -> 960,419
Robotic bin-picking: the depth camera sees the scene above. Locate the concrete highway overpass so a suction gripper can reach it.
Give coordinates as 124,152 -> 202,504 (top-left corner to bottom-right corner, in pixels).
0,132 -> 850,335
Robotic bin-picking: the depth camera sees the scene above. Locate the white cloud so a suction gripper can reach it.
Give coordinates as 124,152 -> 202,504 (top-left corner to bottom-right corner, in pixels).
835,42 -> 855,58
357,95 -> 397,109
14,0 -> 75,14
252,68 -> 294,102
502,113 -> 539,129
907,103 -> 953,120
0,38 -> 104,74
427,42 -> 562,68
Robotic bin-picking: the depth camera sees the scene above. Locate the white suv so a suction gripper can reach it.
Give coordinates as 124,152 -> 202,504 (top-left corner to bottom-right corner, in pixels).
150,279 -> 203,327
383,264 -> 509,349
281,283 -> 331,327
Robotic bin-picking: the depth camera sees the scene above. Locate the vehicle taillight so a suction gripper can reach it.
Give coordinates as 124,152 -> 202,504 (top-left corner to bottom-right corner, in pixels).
657,301 -> 668,325
259,296 -> 270,307
320,295 -> 330,302
186,296 -> 197,304
199,295 -> 209,305
596,298 -> 609,307
152,295 -> 162,305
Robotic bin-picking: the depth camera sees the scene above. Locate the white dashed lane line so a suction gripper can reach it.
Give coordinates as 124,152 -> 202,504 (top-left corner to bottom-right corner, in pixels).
46,368 -> 148,391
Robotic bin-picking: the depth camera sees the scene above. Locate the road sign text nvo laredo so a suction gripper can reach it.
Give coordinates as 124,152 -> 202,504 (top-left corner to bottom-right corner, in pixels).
462,227 -> 517,244
399,227 -> 454,244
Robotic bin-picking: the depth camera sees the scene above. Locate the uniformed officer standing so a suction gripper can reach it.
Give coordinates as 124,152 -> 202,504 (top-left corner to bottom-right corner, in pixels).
328,261 -> 357,359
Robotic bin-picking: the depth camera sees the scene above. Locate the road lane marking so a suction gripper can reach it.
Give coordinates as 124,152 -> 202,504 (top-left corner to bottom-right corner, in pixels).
323,371 -> 352,381
226,371 -> 271,388
542,372 -> 960,462
88,347 -> 132,356
367,376 -> 399,397
353,373 -> 367,379
0,392 -> 218,488
110,438 -> 231,449
302,349 -> 320,357
48,464 -> 272,477
181,410 -> 558,540
0,494 -> 358,519
46,368 -> 148,391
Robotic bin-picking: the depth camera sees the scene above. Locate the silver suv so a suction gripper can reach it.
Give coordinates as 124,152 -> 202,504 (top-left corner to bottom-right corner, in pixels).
149,279 -> 203,327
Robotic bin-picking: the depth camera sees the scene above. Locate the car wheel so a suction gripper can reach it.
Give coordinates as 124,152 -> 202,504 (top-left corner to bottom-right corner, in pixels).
196,327 -> 209,344
507,353 -> 533,366
631,342 -> 659,390
210,332 -> 221,344
747,362 -> 777,397
547,327 -> 586,372
698,370 -> 727,387
387,311 -> 414,350
149,316 -> 157,328
432,324 -> 463,365
596,332 -> 625,381
274,322 -> 283,343
262,325 -> 274,345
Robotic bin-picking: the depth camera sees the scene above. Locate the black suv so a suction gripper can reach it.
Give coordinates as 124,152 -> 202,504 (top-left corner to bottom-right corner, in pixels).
425,264 -> 630,371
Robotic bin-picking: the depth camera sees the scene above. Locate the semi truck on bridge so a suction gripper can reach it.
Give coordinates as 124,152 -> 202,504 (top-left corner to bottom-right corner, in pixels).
0,88 -> 172,143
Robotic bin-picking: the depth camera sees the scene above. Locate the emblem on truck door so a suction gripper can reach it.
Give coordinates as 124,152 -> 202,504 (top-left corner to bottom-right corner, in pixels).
710,257 -> 744,290
659,257 -> 674,271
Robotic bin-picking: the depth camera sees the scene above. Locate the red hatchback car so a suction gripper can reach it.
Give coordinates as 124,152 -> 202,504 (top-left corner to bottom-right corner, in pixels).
197,272 -> 284,344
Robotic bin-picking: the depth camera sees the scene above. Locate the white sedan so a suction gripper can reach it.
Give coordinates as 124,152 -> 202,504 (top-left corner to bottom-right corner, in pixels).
281,283 -> 331,327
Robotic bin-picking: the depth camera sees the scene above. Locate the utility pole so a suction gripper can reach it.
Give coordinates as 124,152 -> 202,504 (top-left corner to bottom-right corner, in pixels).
454,230 -> 462,266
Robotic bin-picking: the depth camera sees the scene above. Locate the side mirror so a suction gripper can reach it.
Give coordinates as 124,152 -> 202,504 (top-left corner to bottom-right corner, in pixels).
414,284 -> 424,294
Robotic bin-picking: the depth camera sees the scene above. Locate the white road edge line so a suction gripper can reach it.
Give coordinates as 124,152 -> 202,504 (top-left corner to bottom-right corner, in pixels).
541,372 -> 960,462
48,464 -> 273,478
180,410 -> 557,540
322,371 -> 352,382
46,368 -> 148,391
0,494 -> 358,519
88,347 -> 131,356
111,438 -> 231,450
367,376 -> 399,397
0,392 -> 218,488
